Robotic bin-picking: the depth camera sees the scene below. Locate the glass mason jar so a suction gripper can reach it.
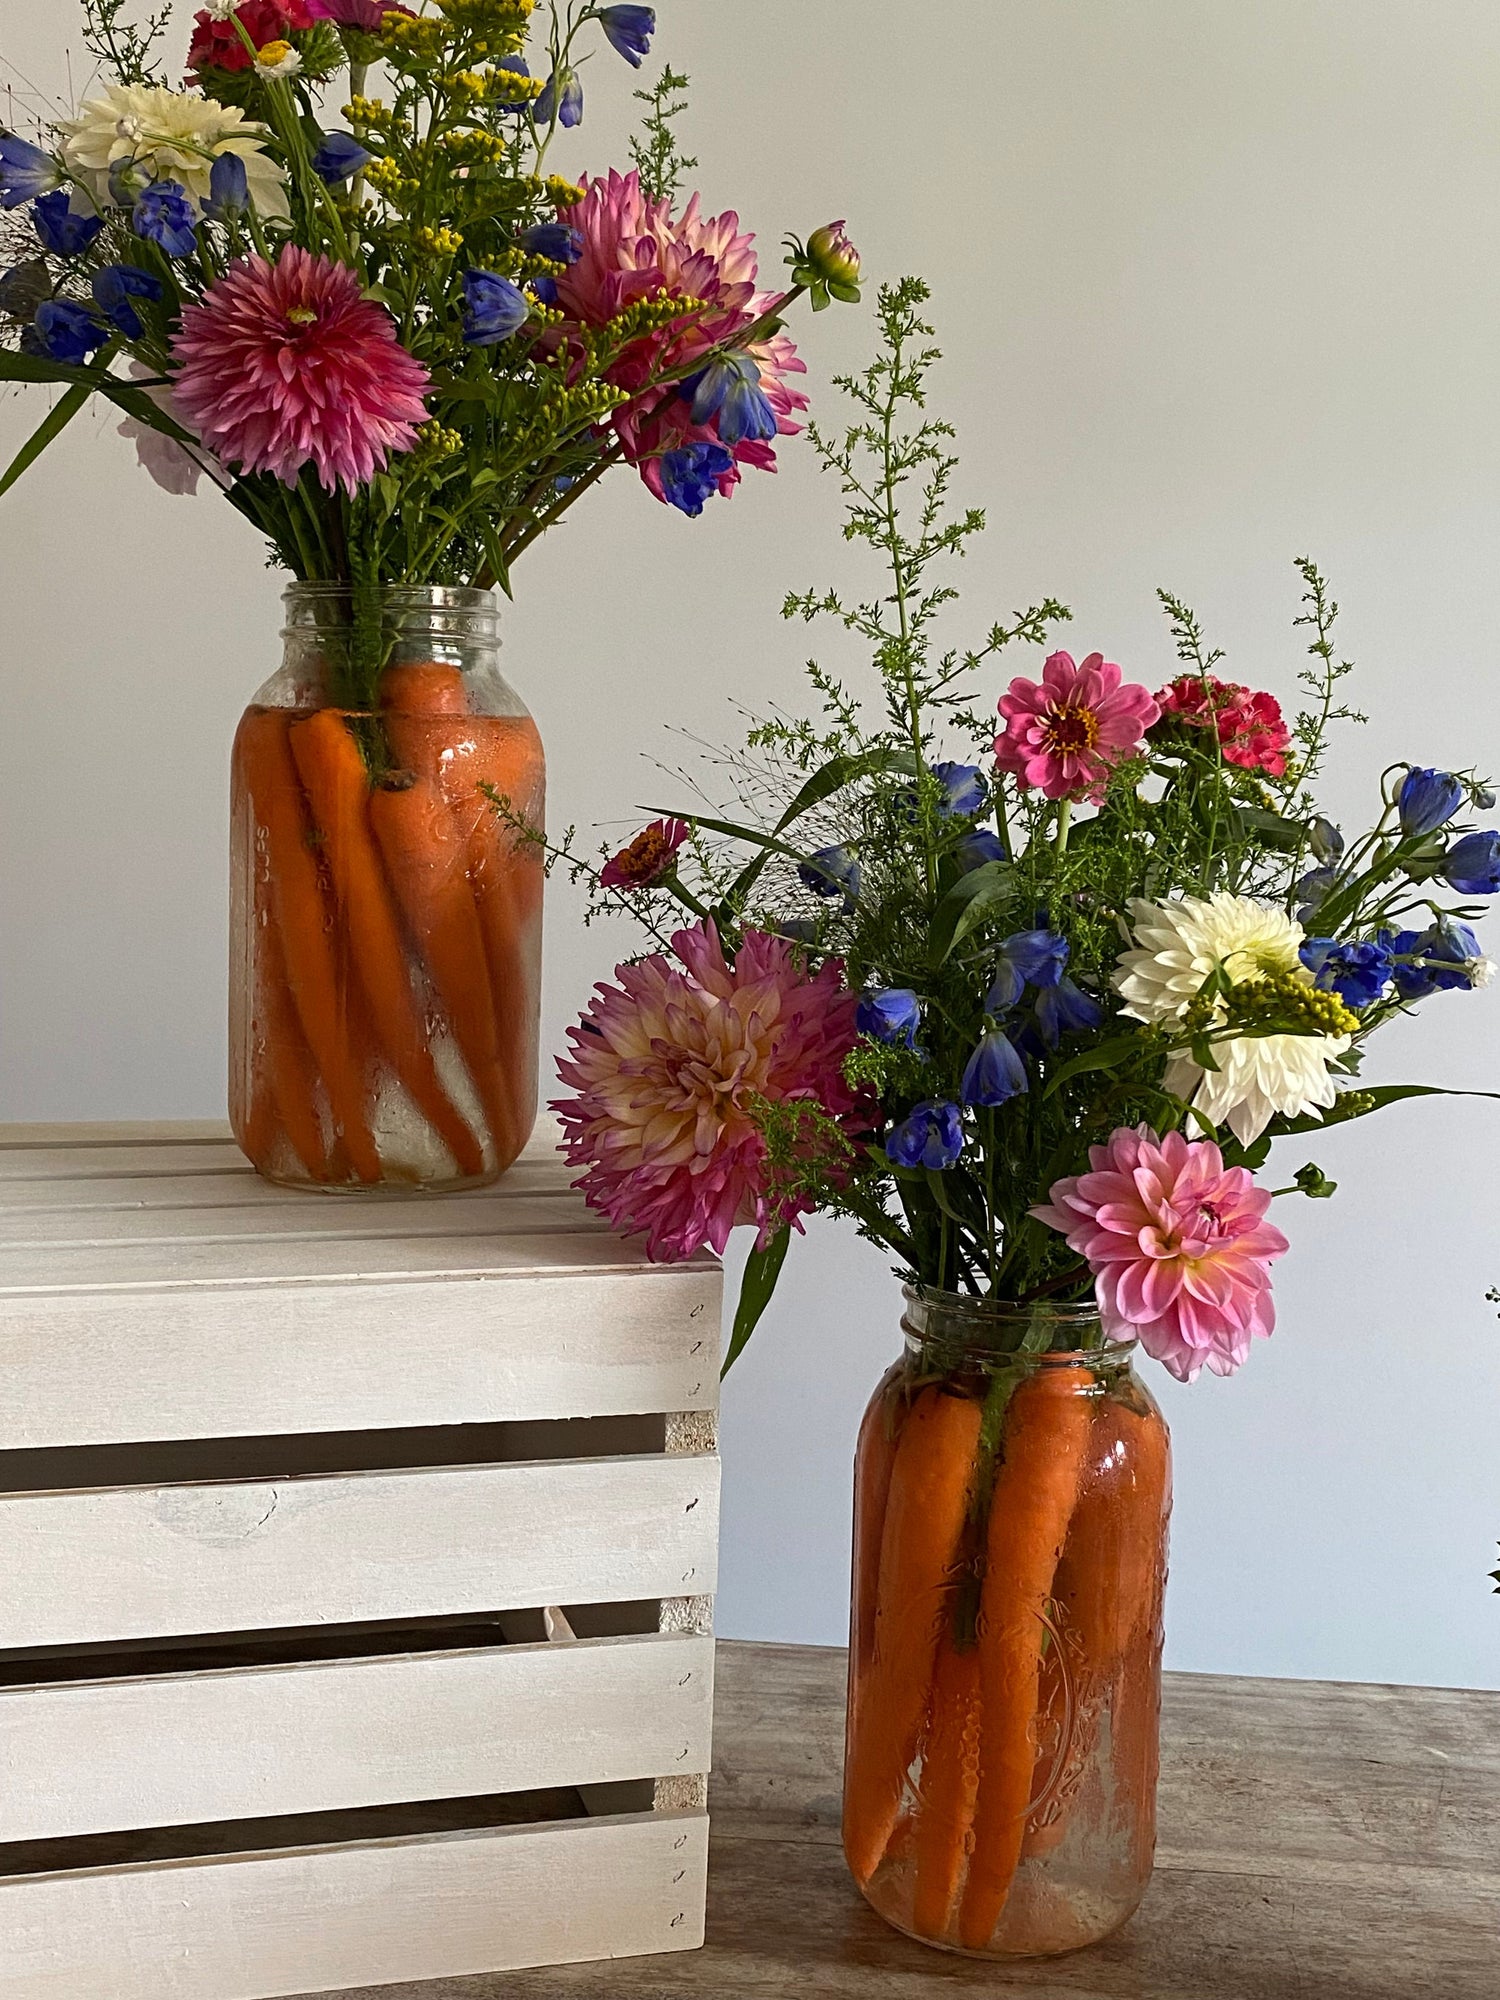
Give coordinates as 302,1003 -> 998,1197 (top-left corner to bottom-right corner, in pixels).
229,584 -> 544,1191
844,1289 -> 1172,1959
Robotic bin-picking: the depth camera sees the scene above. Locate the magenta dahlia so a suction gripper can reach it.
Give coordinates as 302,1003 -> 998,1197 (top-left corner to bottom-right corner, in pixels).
169,246 -> 430,494
545,169 -> 808,504
554,920 -> 865,1261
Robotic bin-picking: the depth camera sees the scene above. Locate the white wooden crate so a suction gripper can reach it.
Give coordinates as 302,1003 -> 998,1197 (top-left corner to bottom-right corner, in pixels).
0,1121 -> 722,2000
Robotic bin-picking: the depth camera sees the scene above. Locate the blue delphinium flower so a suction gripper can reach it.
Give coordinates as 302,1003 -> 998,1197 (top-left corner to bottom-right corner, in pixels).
985,929 -> 1069,1012
521,222 -> 584,265
33,298 -> 109,363
1295,864 -> 1337,924
797,843 -> 861,902
659,440 -> 736,516
1398,766 -> 1465,838
856,988 -> 921,1048
597,4 -> 656,66
312,132 -> 373,185
1381,920 -> 1486,999
536,66 -> 584,127
462,269 -> 530,345
1300,936 -> 1394,1010
957,828 -> 1006,871
685,353 -> 778,446
205,151 -> 249,219
1035,976 -> 1104,1047
886,1099 -> 965,1170
930,761 -> 988,816
32,189 -> 104,258
133,182 -> 197,259
91,264 -> 164,340
1442,829 -> 1500,895
961,1030 -> 1029,1107
0,134 -> 59,208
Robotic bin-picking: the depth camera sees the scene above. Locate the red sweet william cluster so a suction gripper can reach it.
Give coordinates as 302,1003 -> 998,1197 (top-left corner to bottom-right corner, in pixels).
1152,674 -> 1291,777
187,0 -> 410,75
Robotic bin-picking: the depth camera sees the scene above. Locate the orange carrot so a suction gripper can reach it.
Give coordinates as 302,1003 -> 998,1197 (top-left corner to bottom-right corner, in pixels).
233,708 -> 381,1183
909,1637 -> 984,1940
956,1366 -> 1094,1951
850,1367 -> 906,1677
368,776 -> 520,1166
380,659 -> 469,717
289,708 -> 485,1181
254,915 -> 335,1181
842,1385 -> 983,1887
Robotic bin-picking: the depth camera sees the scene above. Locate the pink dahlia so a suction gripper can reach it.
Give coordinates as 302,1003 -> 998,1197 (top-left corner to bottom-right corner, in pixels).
994,651 -> 1160,802
170,246 -> 430,494
1032,1124 -> 1289,1383
554,920 -> 866,1261
545,168 -> 808,503
1154,674 -> 1292,778
601,818 -> 690,891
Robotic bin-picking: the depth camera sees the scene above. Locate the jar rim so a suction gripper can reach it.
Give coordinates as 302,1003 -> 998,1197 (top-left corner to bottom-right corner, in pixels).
900,1284 -> 1135,1363
282,583 -> 500,611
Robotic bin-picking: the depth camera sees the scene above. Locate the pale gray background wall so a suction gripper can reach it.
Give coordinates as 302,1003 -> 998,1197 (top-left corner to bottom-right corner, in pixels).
2,2 -> 1497,1686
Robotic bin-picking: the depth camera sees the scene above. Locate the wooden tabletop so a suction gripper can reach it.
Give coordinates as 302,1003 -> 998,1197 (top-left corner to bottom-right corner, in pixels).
313,1638 -> 1499,2000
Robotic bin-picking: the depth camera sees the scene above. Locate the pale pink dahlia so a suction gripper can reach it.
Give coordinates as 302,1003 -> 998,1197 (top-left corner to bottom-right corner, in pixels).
1031,1124 -> 1289,1382
554,921 -> 866,1261
545,169 -> 807,500
169,246 -> 430,494
995,651 -> 1160,802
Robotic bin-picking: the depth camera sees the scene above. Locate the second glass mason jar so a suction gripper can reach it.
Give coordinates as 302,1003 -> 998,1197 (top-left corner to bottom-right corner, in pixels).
844,1289 -> 1172,1958
229,584 -> 544,1191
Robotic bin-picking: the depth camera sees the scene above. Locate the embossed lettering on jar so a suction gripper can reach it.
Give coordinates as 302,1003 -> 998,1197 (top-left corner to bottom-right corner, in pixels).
843,1290 -> 1172,1958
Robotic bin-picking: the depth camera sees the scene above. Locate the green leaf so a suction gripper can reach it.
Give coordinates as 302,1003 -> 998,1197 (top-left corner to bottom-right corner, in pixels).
771,746 -> 917,837
722,1227 -> 791,1376
928,860 -> 1018,964
645,809 -> 808,867
1041,1031 -> 1150,1099
0,380 -> 94,501
1270,1082 -> 1500,1136
1231,805 -> 1308,853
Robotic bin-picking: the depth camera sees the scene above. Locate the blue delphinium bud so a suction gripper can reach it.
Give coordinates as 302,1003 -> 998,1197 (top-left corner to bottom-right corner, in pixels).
1308,816 -> 1344,863
91,263 -> 165,340
0,134 -> 60,208
1295,865 -> 1337,924
536,66 -> 584,128
0,257 -> 52,321
856,988 -> 921,1048
1381,919 -> 1485,999
133,182 -> 197,259
521,222 -> 583,265
659,440 -> 736,516
597,4 -> 656,66
985,928 -> 1069,1012
1476,786 -> 1497,811
1300,936 -> 1394,1010
32,298 -> 109,363
685,353 -> 778,446
957,829 -> 1006,872
961,1029 -> 1029,1107
32,188 -> 104,258
1442,829 -> 1500,896
462,269 -> 530,345
930,761 -> 988,816
493,55 -> 533,112
1035,975 -> 1104,1048
205,151 -> 249,219
312,132 -> 373,185
886,1100 -> 965,1170
798,843 -> 861,903
1398,766 -> 1465,837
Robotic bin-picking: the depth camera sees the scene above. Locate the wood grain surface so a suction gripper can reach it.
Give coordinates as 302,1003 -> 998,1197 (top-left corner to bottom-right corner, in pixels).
297,1639 -> 1500,2000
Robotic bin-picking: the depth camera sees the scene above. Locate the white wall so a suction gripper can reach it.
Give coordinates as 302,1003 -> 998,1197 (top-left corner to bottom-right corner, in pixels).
2,1 -> 1497,1687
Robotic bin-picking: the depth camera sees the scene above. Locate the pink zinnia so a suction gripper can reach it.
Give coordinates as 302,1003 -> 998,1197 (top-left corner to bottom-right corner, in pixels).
1032,1124 -> 1289,1383
545,168 -> 808,502
600,818 -> 690,891
170,246 -> 430,495
554,921 -> 866,1261
1154,674 -> 1292,778
994,651 -> 1160,802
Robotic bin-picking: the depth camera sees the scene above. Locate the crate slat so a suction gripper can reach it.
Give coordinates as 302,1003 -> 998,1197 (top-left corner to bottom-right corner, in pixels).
0,1809 -> 710,2000
0,1630 -> 713,1842
0,1194 -> 615,1249
0,1453 -> 720,1649
0,1162 -> 570,1214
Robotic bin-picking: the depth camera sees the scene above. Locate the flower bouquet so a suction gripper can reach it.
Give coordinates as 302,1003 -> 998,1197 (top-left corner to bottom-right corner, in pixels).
552,280 -> 1497,1956
0,0 -> 858,1189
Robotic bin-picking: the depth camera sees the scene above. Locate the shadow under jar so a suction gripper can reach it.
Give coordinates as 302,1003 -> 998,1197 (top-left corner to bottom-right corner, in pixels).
844,1289 -> 1172,1958
230,584 -> 544,1192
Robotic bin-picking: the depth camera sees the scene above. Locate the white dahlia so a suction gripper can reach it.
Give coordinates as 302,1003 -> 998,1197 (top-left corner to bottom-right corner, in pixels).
59,83 -> 289,220
1114,891 -> 1351,1145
